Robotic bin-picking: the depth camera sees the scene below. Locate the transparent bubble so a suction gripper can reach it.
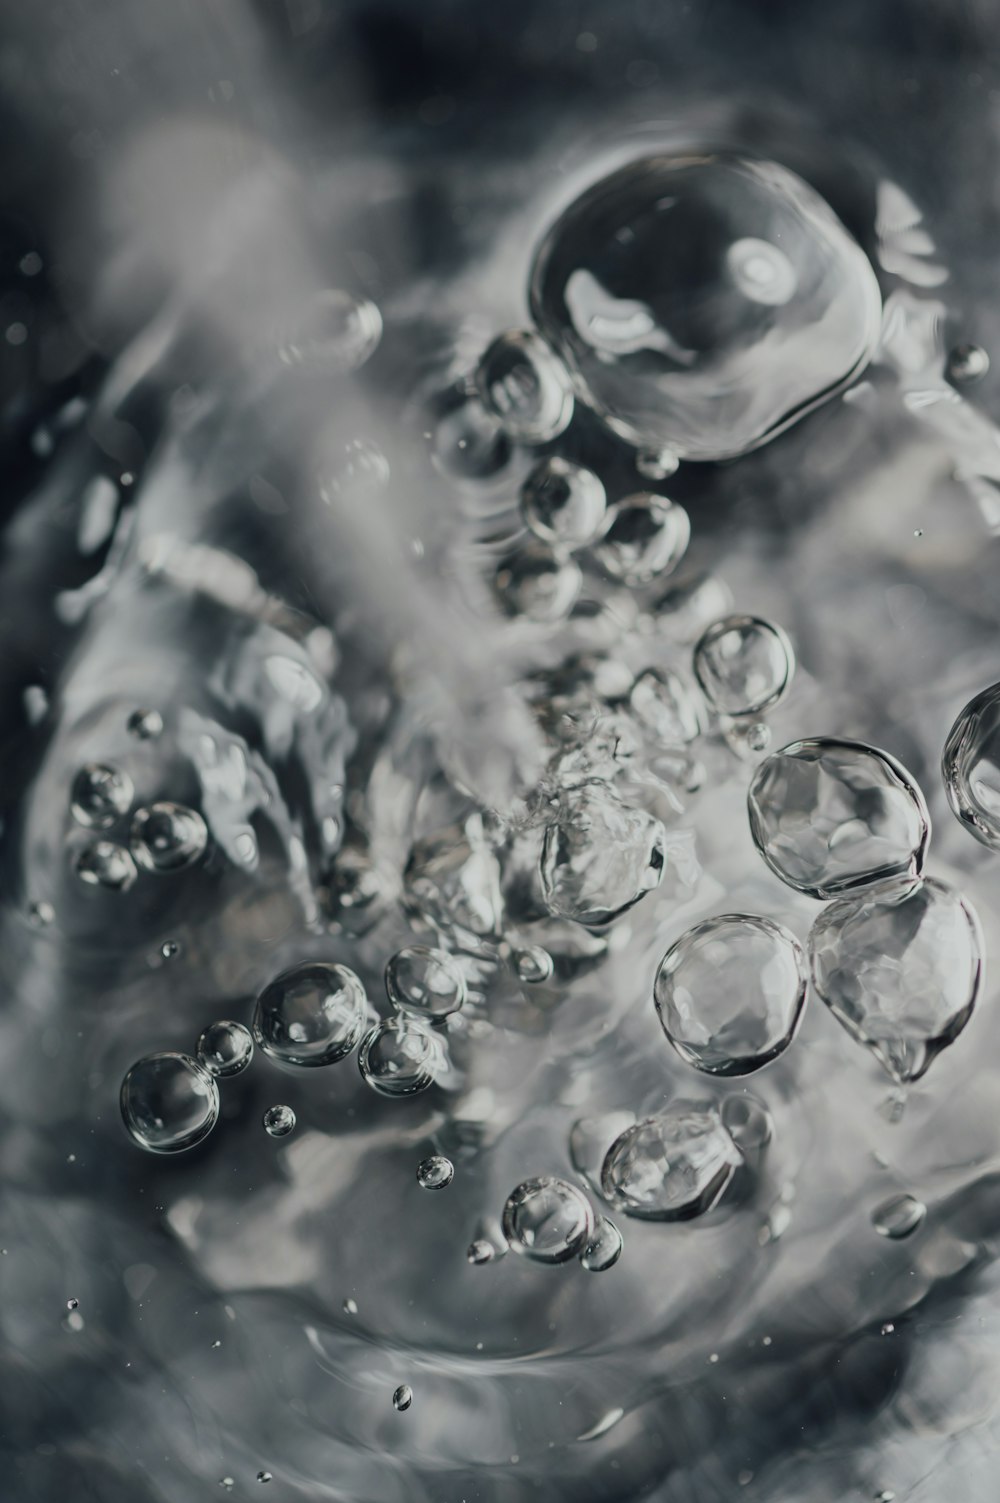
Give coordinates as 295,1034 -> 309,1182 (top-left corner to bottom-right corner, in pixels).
501,1176 -> 594,1263
385,945 -> 466,1020
256,1472 -> 273,1485
590,493 -> 690,587
600,1107 -> 743,1221
942,682 -> 1000,850
636,447 -> 679,481
474,329 -> 574,445
319,438 -> 390,503
809,876 -> 983,1083
520,456 -> 607,549
529,153 -> 881,461
130,802 -> 209,874
946,342 -> 989,386
540,786 -> 665,926
693,615 -> 795,717
120,1052 -> 220,1153
28,899 -> 54,927
197,1020 -> 254,1078
404,821 -> 504,940
466,1239 -> 496,1266
67,1298 -> 79,1310
720,1093 -> 774,1158
654,913 -> 807,1076
70,763 -> 134,829
253,962 -> 367,1067
579,1215 -> 623,1272
73,839 -> 138,892
392,1384 -> 413,1412
872,1192 -> 927,1240
126,707 -> 163,740
358,1016 -> 446,1097
262,1104 -> 296,1138
279,288 -> 382,372
514,944 -> 554,984
748,738 -> 930,899
629,667 -> 704,746
416,1154 -> 454,1190
726,719 -> 772,759
431,385 -> 511,480
492,540 -> 582,624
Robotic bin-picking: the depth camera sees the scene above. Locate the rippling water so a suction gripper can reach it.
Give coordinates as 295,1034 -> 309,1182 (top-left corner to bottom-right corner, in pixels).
6,3 -> 1000,1502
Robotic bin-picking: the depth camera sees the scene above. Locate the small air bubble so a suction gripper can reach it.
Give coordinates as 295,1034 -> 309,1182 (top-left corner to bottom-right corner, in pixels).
392,1383 -> 413,1412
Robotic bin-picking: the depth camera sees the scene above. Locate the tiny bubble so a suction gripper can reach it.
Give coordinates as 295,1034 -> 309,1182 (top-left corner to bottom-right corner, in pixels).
67,1298 -> 79,1310
257,1471 -> 272,1484
392,1383 -> 413,1412
881,1321 -> 895,1335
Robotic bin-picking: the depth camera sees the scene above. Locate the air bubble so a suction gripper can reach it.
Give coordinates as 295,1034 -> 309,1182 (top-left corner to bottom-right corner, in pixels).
590,493 -> 690,587
492,540 -> 582,624
942,682 -> 1000,850
263,1104 -> 296,1138
358,1016 -> 446,1097
197,1021 -> 254,1078
501,1176 -> 594,1263
127,708 -> 163,740
416,1154 -> 454,1190
475,329 -> 574,445
130,802 -> 208,873
579,1216 -> 623,1272
120,1052 -> 220,1153
73,839 -> 138,892
70,763 -> 134,830
392,1384 -> 413,1412
540,786 -> 665,926
253,962 -> 367,1067
466,1239 -> 496,1265
947,342 -> 989,385
629,667 -> 704,746
600,1107 -> 742,1221
514,945 -> 554,984
385,945 -> 466,1020
520,456 -> 607,549
872,1192 -> 926,1240
279,289 -> 382,372
693,615 -> 795,717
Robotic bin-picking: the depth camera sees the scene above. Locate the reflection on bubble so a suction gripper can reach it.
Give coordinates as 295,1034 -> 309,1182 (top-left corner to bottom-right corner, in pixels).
120,1052 -> 220,1153
70,763 -> 134,830
693,614 -> 795,718
475,329 -> 574,445
501,1176 -> 594,1263
600,1108 -> 742,1221
197,1020 -> 254,1078
872,1192 -> 927,1240
130,802 -> 209,874
416,1154 -> 454,1190
358,1016 -> 446,1097
262,1104 -> 296,1138
590,493 -> 690,587
73,839 -> 138,892
540,786 -> 665,926
942,681 -> 1000,850
253,962 -> 367,1067
520,456 -> 607,549
385,945 -> 466,1020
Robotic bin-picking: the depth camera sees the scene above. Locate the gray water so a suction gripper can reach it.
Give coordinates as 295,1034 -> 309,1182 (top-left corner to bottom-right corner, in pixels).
5,3 -> 1000,1501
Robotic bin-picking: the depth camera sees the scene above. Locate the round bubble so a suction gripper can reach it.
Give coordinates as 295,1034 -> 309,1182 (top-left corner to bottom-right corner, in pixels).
600,1107 -> 742,1221
385,945 -> 466,1020
127,708 -> 163,740
253,962 -> 367,1067
872,1192 -> 927,1240
654,913 -> 807,1076
120,1052 -> 220,1154
392,1384 -> 413,1412
466,1239 -> 496,1266
809,876 -> 983,1084
130,802 -> 209,874
540,786 -> 665,926
579,1215 -> 623,1272
942,682 -> 1000,850
629,667 -> 704,746
529,153 -> 882,461
591,493 -> 690,587
748,737 -> 930,899
262,1104 -> 296,1138
520,456 -> 607,549
416,1154 -> 454,1190
475,329 -> 574,445
358,1016 -> 446,1097
501,1176 -> 594,1263
720,1093 -> 774,1159
947,342 -> 989,386
279,288 -> 382,373
515,944 -> 554,984
73,839 -> 138,892
492,540 -> 582,624
70,763 -> 134,830
431,384 -> 511,481
197,1020 -> 254,1078
693,614 -> 795,717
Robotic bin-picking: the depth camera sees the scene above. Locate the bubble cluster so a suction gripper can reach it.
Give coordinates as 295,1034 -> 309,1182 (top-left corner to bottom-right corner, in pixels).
358,1016 -> 446,1097
385,946 -> 466,1020
262,1105 -> 296,1138
197,1021 -> 254,1078
120,1052 -> 220,1153
520,456 -> 607,549
475,329 -> 574,445
600,1108 -> 742,1221
540,786 -> 665,926
590,493 -> 690,587
693,615 -> 795,718
130,802 -> 209,874
942,682 -> 1000,850
253,962 -> 367,1067
416,1154 -> 454,1190
501,1177 -> 594,1263
70,763 -> 134,829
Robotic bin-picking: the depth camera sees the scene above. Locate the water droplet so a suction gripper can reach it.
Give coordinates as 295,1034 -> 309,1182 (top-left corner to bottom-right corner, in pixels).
654,914 -> 806,1075
947,342 -> 989,385
872,1192 -> 926,1240
73,839 -> 138,892
810,876 -> 981,1083
70,763 -> 134,829
392,1383 -> 413,1412
120,1052 -> 220,1153
492,540 -> 582,624
748,738 -> 930,899
466,1239 -> 496,1265
279,288 -> 382,372
416,1154 -> 454,1190
579,1215 -> 623,1272
693,615 -> 795,717
629,667 -> 704,746
197,1020 -> 254,1078
942,681 -> 1000,850
540,786 -> 665,926
502,1176 -> 594,1263
590,493 -> 690,587
475,329 -> 574,444
256,1470 -> 273,1484
127,707 -> 163,740
130,802 -> 209,874
66,1298 -> 79,1310
358,1016 -> 446,1097
262,1104 -> 296,1137
252,962 -> 367,1067
385,945 -> 466,1020
529,153 -> 881,460
514,944 -> 554,984
600,1107 -> 742,1220
520,456 -> 607,548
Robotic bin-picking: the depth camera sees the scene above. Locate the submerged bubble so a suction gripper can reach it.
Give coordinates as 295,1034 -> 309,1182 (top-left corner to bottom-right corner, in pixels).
693,615 -> 795,717
358,1016 -> 446,1097
520,456 -> 607,549
73,839 -> 138,892
279,288 -> 382,372
475,329 -> 574,445
492,540 -> 582,624
748,738 -> 930,899
579,1215 -> 623,1272
720,1093 -> 774,1158
256,1472 -> 273,1485
416,1154 -> 454,1190
809,876 -> 982,1083
654,914 -> 807,1076
126,707 -> 163,740
432,385 -> 511,480
942,681 -> 1000,850
130,802 -> 208,874
540,786 -> 665,926
501,1176 -> 594,1263
600,1107 -> 742,1221
120,1052 -> 220,1153
262,1104 -> 296,1138
392,1384 -> 413,1412
466,1239 -> 496,1266
197,1021 -> 254,1078
514,944 -> 554,984
946,342 -> 989,386
70,763 -> 134,830
253,962 -> 367,1067
590,493 -> 690,587
629,667 -> 704,746
872,1192 -> 927,1240
385,945 -> 466,1020
529,153 -> 881,461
